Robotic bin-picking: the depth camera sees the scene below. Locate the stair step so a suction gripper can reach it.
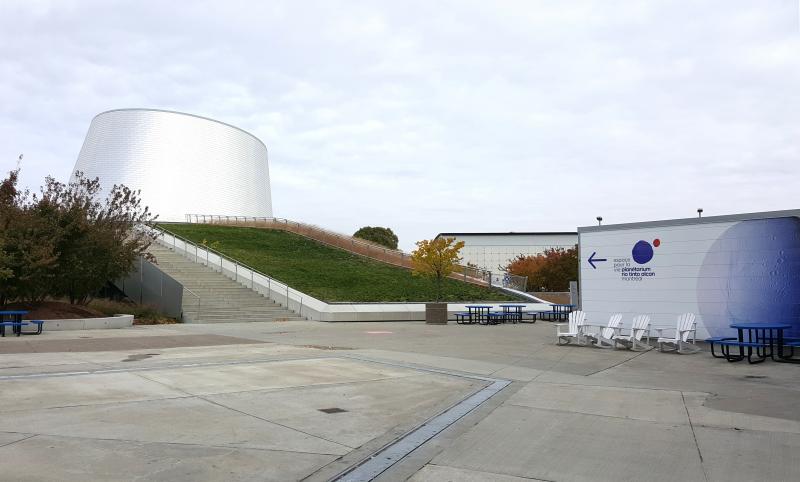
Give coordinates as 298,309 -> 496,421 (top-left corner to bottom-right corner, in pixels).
146,242 -> 306,324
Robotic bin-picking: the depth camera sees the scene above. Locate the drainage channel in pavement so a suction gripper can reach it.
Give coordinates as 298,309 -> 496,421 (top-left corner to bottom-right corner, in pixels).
332,355 -> 512,482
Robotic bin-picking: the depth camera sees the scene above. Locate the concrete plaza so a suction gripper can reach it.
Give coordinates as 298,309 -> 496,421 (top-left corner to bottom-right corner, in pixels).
0,320 -> 798,481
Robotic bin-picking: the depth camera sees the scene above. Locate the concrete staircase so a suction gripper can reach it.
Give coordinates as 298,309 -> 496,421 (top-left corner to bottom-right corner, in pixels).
147,243 -> 305,323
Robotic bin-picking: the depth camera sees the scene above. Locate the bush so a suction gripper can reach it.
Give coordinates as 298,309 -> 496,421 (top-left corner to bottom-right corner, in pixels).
353,226 -> 398,249
88,299 -> 176,324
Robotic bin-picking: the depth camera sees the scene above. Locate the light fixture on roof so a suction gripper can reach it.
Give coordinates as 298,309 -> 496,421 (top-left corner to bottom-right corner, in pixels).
596,216 -> 603,226
697,208 -> 703,218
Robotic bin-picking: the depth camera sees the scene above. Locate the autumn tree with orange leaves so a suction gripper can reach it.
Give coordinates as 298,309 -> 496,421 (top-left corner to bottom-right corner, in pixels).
505,246 -> 578,292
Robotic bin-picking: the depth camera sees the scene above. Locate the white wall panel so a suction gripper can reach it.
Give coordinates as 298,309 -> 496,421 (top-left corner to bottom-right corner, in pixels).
444,233 -> 577,272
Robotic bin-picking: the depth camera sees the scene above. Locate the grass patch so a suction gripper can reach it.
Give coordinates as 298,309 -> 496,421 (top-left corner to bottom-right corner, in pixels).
158,223 -> 521,303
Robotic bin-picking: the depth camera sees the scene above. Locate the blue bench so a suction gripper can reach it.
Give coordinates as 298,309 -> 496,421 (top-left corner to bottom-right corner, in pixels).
455,312 -> 472,324
27,320 -> 45,335
0,321 -> 29,337
780,338 -> 800,359
717,340 -> 771,364
705,337 -> 737,358
487,312 -> 506,324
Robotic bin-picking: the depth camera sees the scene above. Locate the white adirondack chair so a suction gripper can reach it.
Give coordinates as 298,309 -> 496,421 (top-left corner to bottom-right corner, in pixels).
585,313 -> 623,349
656,313 -> 699,354
556,310 -> 588,345
614,314 -> 652,351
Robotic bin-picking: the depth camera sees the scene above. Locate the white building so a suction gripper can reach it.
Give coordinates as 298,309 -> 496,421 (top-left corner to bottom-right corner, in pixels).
579,210 -> 800,339
435,232 -> 578,272
71,109 -> 272,221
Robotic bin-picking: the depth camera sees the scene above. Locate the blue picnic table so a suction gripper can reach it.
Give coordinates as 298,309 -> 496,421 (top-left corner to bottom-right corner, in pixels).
528,304 -> 575,322
498,304 -> 526,324
0,310 -> 29,337
552,304 -> 575,320
721,322 -> 798,364
464,305 -> 493,324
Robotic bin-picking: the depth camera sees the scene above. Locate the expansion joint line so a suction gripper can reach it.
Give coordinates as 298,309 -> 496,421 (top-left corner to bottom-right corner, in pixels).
331,355 -> 511,482
681,392 -> 710,482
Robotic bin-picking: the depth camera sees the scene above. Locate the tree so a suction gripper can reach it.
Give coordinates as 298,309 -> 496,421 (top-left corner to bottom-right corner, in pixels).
505,246 -> 578,292
410,237 -> 465,301
41,172 -> 157,304
0,171 -> 18,287
0,169 -> 59,304
0,168 -> 157,305
353,226 -> 398,249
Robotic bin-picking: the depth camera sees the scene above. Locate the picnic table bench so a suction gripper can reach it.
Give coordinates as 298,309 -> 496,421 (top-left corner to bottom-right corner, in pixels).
709,323 -> 799,364
0,321 -> 29,337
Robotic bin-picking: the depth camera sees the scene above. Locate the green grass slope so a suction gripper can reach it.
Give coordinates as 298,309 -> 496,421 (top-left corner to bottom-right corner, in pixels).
159,224 -> 521,303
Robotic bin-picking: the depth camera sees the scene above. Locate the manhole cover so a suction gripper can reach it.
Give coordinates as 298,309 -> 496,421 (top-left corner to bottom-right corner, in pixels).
318,407 -> 348,414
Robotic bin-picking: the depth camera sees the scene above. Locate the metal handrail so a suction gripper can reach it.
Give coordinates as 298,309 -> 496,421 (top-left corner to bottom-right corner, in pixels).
181,285 -> 202,322
150,224 -> 311,314
154,224 -> 269,281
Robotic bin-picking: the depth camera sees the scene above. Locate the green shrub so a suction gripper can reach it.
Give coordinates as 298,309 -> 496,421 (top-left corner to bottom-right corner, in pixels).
353,226 -> 398,249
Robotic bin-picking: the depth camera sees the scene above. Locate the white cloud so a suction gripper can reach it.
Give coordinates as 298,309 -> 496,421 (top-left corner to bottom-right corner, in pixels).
0,0 -> 798,250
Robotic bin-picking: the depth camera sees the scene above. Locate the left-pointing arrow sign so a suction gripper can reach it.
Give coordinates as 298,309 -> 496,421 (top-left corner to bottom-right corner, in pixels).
588,251 -> 607,269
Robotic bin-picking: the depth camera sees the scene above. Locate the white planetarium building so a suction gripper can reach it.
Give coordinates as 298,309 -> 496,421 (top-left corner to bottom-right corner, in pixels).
71,109 -> 272,221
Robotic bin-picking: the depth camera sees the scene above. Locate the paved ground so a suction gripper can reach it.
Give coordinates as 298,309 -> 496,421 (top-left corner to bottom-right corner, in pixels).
0,320 -> 798,481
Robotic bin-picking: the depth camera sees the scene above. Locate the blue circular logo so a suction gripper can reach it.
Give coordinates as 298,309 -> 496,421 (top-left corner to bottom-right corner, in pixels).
632,240 -> 654,264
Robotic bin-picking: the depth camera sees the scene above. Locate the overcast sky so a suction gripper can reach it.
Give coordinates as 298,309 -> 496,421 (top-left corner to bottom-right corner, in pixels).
1,1 -> 798,250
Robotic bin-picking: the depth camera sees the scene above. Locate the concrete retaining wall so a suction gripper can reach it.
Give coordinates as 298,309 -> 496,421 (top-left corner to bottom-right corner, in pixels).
22,314 -> 134,332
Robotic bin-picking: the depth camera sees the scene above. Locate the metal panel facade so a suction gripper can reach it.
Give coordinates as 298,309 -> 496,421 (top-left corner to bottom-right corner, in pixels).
71,109 -> 272,221
579,213 -> 800,339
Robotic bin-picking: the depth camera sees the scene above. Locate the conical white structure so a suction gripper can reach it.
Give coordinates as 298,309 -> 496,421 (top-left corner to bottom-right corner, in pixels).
71,109 -> 272,221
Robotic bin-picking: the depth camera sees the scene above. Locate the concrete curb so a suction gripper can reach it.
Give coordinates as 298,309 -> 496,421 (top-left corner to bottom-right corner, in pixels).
22,314 -> 134,332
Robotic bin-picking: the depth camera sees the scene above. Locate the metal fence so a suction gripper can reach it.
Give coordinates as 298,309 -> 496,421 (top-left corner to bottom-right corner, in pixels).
182,214 -> 527,290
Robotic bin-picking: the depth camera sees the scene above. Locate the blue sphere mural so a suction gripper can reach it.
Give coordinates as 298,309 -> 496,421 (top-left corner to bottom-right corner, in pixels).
697,217 -> 800,338
631,240 -> 654,264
